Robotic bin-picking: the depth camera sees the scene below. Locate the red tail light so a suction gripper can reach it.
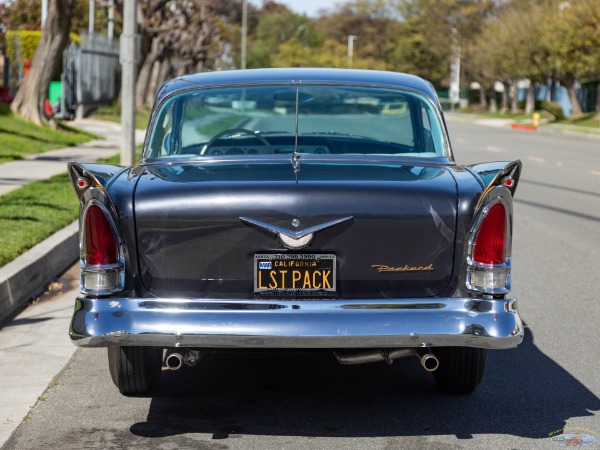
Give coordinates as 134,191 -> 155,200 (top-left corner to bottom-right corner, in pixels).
85,205 -> 118,265
472,203 -> 506,265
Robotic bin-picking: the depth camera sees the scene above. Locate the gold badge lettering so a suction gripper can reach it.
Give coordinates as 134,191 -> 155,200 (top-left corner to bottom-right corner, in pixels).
371,264 -> 434,273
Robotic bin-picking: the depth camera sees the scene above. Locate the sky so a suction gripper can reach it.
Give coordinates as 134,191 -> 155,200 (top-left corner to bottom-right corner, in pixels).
248,0 -> 344,17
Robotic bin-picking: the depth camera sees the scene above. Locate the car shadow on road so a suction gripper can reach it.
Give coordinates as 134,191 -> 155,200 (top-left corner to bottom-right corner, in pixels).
130,324 -> 600,441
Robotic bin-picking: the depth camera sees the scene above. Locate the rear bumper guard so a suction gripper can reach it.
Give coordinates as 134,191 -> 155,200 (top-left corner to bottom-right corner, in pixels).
70,297 -> 524,349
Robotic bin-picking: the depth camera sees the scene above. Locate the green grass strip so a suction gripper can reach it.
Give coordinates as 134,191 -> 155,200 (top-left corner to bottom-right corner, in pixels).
557,113 -> 600,129
0,147 -> 143,267
0,173 -> 81,267
0,104 -> 95,164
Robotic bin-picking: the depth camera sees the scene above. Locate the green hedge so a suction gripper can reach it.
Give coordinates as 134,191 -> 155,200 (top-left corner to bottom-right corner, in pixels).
6,30 -> 79,63
538,100 -> 565,121
6,30 -> 42,63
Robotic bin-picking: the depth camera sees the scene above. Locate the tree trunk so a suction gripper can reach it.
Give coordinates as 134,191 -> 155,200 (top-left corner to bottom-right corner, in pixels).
595,81 -> 600,119
564,77 -> 583,118
479,85 -> 487,110
142,58 -> 171,109
133,0 -> 221,110
156,58 -> 172,95
500,82 -> 509,114
136,38 -> 161,110
135,54 -> 157,109
145,59 -> 162,107
488,86 -> 497,113
511,84 -> 519,114
10,0 -> 74,125
525,83 -> 535,114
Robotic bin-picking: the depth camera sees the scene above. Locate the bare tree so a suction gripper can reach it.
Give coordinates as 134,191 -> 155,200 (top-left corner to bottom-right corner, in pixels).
10,0 -> 74,126
136,0 -> 221,109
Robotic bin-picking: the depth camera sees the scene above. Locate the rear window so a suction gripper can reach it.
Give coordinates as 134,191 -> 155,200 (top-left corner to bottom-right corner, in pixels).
145,84 -> 449,160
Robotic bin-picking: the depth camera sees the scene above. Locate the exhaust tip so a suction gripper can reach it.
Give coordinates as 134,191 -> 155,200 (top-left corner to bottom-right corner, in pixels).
420,353 -> 439,372
165,353 -> 183,371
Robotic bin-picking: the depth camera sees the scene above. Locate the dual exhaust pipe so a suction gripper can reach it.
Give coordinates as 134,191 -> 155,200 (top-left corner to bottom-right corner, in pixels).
165,347 -> 439,372
333,348 -> 439,372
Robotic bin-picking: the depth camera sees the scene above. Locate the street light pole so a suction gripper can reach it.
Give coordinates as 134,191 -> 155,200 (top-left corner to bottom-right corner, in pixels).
347,35 -> 357,68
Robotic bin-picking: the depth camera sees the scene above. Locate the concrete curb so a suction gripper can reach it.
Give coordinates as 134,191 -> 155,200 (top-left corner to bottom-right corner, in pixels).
0,222 -> 79,323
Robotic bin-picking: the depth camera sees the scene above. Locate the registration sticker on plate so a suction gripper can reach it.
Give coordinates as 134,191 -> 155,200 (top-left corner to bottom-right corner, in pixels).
254,253 -> 336,295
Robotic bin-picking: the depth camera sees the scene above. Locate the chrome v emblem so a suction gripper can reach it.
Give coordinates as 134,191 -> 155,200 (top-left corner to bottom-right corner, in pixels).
240,216 -> 353,249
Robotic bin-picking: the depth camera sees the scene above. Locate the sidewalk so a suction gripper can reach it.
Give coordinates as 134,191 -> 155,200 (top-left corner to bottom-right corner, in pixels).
445,112 -> 514,129
0,119 -> 145,447
0,119 -> 145,195
0,265 -> 79,446
0,119 -> 145,322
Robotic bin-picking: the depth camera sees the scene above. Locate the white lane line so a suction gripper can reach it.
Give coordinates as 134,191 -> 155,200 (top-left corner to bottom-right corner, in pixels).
528,156 -> 546,163
590,170 -> 600,177
456,138 -> 466,144
556,161 -> 564,168
486,145 -> 501,152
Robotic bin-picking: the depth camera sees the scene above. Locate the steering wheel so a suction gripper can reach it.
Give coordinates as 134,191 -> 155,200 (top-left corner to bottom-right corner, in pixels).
200,128 -> 273,155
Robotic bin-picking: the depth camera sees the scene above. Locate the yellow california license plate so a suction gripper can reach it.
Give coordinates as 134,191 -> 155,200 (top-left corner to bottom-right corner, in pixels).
254,253 -> 336,295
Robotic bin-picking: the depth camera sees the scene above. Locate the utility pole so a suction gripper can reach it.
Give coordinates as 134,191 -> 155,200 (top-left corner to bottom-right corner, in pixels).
108,0 -> 114,40
449,28 -> 460,112
120,0 -> 137,166
241,0 -> 247,69
89,0 -> 94,35
347,35 -> 357,68
41,0 -> 48,28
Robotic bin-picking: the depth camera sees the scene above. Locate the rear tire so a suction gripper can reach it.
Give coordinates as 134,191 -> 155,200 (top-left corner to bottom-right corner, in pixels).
433,347 -> 486,394
107,346 -> 162,396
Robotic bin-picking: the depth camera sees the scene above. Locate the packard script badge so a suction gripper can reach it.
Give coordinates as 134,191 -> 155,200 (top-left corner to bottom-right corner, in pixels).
372,264 -> 434,273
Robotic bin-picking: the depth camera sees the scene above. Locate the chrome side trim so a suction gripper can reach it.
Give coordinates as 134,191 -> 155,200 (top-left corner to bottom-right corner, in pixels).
70,296 -> 523,350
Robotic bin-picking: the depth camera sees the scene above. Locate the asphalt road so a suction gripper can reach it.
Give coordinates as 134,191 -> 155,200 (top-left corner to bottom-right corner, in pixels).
3,119 -> 600,450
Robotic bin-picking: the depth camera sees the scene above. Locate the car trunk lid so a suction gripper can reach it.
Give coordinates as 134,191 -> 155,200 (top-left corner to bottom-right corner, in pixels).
133,159 -> 457,299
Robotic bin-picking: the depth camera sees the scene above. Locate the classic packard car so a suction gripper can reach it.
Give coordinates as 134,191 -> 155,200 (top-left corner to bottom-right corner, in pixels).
68,68 -> 523,396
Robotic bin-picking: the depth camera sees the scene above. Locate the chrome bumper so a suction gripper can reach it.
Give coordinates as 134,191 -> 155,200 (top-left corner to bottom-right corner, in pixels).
70,297 -> 524,349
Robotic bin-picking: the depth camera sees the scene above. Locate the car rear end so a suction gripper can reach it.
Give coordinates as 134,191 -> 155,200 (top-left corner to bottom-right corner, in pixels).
68,69 -> 523,395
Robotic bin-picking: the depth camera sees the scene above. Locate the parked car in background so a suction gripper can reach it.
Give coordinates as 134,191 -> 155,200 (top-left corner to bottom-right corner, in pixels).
68,68 -> 523,396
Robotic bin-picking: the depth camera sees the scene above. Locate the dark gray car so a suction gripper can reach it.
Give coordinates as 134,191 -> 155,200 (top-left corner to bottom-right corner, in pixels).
68,68 -> 523,396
